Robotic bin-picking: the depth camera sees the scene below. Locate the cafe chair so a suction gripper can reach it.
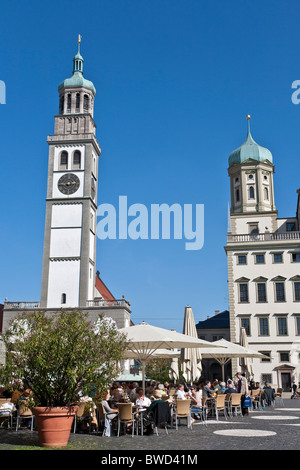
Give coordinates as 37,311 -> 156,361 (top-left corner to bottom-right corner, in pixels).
174,399 -> 192,430
0,401 -> 15,429
16,400 -> 34,431
250,389 -> 262,410
73,401 -> 93,433
116,402 -> 138,437
229,393 -> 242,417
96,402 -> 118,436
213,394 -> 228,421
274,388 -> 284,407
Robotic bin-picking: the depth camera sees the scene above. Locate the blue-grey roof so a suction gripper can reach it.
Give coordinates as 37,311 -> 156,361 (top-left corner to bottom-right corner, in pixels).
58,72 -> 96,94
228,120 -> 272,167
196,310 -> 229,329
58,49 -> 96,94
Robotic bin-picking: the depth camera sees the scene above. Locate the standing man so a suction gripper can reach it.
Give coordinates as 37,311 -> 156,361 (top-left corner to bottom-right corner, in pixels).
236,372 -> 249,415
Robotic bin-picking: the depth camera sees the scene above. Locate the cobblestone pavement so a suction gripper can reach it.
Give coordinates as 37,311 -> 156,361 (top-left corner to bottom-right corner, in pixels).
0,399 -> 299,452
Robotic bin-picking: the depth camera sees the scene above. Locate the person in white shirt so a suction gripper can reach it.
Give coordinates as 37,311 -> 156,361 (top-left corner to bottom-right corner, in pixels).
175,384 -> 188,400
135,388 -> 151,409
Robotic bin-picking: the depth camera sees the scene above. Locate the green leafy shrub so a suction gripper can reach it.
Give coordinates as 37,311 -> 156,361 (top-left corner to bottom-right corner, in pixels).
0,310 -> 128,407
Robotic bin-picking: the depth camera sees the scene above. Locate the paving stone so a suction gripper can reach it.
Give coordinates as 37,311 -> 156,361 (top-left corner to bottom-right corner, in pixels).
0,399 -> 299,452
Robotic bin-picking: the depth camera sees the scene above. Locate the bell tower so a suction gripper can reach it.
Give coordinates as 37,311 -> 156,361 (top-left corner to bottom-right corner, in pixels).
228,116 -> 276,216
40,36 -> 101,309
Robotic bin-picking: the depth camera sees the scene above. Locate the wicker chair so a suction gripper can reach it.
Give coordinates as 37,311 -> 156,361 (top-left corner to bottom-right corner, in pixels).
73,401 -> 93,433
16,399 -> 34,431
174,399 -> 192,430
116,403 -> 138,437
274,388 -> 284,407
213,394 -> 228,421
96,402 -> 118,436
0,399 -> 14,429
229,393 -> 243,417
250,389 -> 262,410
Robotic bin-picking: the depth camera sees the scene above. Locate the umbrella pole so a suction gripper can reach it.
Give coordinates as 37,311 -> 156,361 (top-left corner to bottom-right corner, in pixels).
142,361 -> 146,394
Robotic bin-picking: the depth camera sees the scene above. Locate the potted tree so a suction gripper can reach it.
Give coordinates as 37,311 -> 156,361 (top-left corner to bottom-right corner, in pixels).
0,309 -> 127,447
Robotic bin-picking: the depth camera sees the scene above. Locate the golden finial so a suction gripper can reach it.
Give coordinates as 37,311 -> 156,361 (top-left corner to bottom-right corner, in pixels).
78,34 -> 82,53
246,114 -> 251,120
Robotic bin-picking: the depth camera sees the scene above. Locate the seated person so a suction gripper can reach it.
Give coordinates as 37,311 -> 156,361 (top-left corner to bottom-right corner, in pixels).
190,386 -> 202,421
226,384 -> 237,394
202,381 -> 215,399
213,380 -> 221,392
11,385 -> 22,405
262,383 -> 275,406
135,388 -> 151,409
109,389 -> 122,408
101,392 -> 118,436
175,384 -> 188,400
157,384 -> 168,396
148,390 -> 164,411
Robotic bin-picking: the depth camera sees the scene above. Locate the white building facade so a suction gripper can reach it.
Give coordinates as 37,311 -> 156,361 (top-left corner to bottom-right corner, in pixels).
225,117 -> 300,390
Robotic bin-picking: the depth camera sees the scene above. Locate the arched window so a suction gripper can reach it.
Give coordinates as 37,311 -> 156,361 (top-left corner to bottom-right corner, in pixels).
60,151 -> 68,170
73,150 -> 81,169
61,293 -> 66,304
264,187 -> 269,200
67,94 -> 71,112
59,95 -> 64,114
236,188 -> 240,203
76,93 -> 80,110
83,94 -> 89,112
249,186 -> 255,199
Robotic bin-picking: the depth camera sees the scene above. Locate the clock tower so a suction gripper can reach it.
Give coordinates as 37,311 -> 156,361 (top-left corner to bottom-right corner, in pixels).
40,38 -> 101,309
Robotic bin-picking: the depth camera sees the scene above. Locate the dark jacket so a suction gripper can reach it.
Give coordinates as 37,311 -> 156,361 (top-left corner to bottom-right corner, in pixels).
151,401 -> 171,426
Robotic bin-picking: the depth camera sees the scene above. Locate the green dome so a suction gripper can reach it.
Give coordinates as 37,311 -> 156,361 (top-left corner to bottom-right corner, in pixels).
229,119 -> 272,167
58,47 -> 96,95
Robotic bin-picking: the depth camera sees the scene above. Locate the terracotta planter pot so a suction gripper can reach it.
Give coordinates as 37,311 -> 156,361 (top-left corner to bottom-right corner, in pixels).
33,406 -> 78,447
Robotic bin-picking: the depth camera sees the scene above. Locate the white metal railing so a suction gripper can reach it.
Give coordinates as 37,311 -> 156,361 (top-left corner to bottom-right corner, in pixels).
87,298 -> 130,308
227,231 -> 300,243
4,301 -> 41,309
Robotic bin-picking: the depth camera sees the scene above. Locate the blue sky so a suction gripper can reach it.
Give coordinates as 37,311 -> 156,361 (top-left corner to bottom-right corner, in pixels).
1,0 -> 300,332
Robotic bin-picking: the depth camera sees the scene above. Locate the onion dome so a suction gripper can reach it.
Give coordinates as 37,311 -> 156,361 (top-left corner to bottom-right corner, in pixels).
228,116 -> 272,167
58,35 -> 96,95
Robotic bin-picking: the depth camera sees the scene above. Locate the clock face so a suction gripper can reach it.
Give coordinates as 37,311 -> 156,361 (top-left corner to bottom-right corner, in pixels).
58,173 -> 80,195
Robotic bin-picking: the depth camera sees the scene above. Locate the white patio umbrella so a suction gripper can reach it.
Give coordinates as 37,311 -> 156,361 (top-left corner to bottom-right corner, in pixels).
239,328 -> 254,378
198,338 -> 268,382
123,348 -> 181,385
181,306 -> 202,383
169,356 -> 180,382
119,321 -> 216,392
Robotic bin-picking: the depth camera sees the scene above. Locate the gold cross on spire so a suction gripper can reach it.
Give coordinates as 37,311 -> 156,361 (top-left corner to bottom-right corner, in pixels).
78,34 -> 82,53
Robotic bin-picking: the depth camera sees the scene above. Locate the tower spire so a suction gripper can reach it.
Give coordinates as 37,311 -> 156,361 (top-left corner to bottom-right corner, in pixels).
246,114 -> 251,137
73,35 -> 84,74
